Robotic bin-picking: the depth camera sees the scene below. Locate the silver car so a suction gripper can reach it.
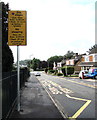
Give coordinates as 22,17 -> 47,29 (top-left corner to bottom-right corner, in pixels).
34,72 -> 41,76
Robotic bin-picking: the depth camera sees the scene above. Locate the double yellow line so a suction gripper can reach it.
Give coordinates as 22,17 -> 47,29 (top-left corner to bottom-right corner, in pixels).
66,94 -> 91,119
59,77 -> 97,89
46,80 -> 92,119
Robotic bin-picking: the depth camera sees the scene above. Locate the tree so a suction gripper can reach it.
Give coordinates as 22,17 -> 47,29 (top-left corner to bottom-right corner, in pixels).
47,55 -> 63,69
2,2 -> 14,72
61,66 -> 74,76
87,44 -> 97,54
64,50 -> 74,59
40,61 -> 48,69
31,58 -> 41,71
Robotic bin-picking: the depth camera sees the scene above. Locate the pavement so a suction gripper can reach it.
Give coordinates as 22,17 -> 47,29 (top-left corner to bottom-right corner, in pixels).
9,74 -> 64,119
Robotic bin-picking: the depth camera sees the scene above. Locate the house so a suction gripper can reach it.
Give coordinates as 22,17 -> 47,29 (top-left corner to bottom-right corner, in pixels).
53,62 -> 57,70
53,62 -> 62,73
53,53 -> 82,74
57,62 -> 62,73
78,53 -> 97,70
65,54 -> 82,74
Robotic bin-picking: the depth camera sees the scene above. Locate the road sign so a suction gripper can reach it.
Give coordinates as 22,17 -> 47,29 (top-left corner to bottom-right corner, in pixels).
8,11 -> 26,46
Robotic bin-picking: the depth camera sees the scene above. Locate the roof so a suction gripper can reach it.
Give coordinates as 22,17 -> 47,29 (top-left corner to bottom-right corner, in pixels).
78,62 -> 97,67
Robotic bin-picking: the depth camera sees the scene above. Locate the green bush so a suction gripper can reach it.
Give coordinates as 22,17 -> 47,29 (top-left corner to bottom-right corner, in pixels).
56,72 -> 63,76
48,69 -> 56,74
61,67 -> 66,76
61,66 -> 74,76
52,70 -> 58,75
44,68 -> 48,73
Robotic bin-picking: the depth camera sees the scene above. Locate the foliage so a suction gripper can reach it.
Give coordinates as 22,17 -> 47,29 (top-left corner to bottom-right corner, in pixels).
61,67 -> 66,76
2,2 -> 14,72
18,59 -> 48,71
44,68 -> 48,73
61,66 -> 74,76
2,43 -> 14,72
64,50 -> 75,60
40,61 -> 48,69
47,55 -> 63,69
20,67 -> 30,80
19,60 -> 29,66
48,70 -> 56,74
31,58 -> 41,71
87,44 -> 97,54
54,70 -> 58,74
56,72 -> 63,76
47,55 -> 63,63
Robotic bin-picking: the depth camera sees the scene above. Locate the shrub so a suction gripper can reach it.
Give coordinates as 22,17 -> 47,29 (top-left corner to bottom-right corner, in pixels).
67,66 -> 74,75
44,68 -> 48,73
61,67 -> 66,76
61,66 -> 74,76
56,72 -> 63,76
48,69 -> 56,74
52,70 -> 58,75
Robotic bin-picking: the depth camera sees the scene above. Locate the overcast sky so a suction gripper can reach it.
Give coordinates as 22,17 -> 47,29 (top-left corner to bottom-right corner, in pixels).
2,0 -> 96,62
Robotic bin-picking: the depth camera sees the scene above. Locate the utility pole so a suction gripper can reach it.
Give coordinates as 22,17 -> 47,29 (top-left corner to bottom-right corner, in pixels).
0,2 -> 2,120
0,2 -> 9,118
29,54 -> 33,70
65,65 -> 68,76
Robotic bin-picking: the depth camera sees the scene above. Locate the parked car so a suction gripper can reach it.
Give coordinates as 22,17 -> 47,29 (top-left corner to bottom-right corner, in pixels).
84,69 -> 97,79
34,72 -> 41,76
79,70 -> 88,79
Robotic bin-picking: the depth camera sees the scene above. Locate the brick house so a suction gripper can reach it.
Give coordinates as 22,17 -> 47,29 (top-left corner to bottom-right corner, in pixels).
78,53 -> 97,70
54,53 -> 82,74
65,55 -> 82,74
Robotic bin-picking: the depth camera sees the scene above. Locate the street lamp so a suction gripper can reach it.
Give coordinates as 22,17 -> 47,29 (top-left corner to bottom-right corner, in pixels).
29,54 -> 33,69
66,65 -> 67,76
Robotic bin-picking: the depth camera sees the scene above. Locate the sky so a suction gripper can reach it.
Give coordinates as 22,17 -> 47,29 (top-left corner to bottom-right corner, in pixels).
1,0 -> 96,62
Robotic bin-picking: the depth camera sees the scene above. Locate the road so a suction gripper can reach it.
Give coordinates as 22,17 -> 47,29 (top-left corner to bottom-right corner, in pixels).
35,72 -> 96,120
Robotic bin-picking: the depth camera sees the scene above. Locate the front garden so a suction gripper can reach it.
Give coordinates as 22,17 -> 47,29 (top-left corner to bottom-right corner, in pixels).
44,66 -> 78,77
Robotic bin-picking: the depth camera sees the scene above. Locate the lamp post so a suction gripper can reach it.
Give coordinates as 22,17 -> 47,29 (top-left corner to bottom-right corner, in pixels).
66,65 -> 67,76
29,54 -> 33,70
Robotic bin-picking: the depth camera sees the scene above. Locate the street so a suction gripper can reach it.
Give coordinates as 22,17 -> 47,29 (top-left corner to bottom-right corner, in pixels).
36,72 -> 96,119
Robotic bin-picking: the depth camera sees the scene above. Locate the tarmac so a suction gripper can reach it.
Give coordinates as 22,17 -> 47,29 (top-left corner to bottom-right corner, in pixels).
9,74 -> 65,119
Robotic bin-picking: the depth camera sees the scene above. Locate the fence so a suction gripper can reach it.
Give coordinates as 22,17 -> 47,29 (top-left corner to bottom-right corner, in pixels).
2,68 -> 30,119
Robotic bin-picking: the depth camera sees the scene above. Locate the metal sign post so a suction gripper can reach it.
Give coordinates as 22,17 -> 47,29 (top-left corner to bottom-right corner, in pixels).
8,11 -> 27,46
8,10 -> 27,112
17,45 -> 20,111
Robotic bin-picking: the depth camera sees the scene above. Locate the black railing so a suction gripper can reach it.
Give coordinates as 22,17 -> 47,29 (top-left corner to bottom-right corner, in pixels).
2,68 -> 30,119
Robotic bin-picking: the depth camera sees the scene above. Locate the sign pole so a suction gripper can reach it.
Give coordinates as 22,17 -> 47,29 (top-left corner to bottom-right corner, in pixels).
8,11 -> 27,111
17,45 -> 20,111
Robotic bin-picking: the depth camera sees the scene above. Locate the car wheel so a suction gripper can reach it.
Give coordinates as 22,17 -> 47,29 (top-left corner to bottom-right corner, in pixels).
94,75 -> 97,79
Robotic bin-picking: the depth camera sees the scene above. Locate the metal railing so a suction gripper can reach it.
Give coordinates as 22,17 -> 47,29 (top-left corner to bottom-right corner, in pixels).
2,68 -> 30,119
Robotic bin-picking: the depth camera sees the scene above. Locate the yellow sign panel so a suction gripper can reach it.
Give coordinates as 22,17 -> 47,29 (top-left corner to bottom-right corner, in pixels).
8,11 -> 27,46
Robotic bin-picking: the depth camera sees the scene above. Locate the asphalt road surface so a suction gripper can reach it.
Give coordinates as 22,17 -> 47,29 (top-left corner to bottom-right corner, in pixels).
34,72 -> 96,120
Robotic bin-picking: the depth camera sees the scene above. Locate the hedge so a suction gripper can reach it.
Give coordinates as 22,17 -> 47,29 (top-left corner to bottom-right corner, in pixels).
61,66 -> 74,76
48,69 -> 56,74
56,72 -> 63,76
